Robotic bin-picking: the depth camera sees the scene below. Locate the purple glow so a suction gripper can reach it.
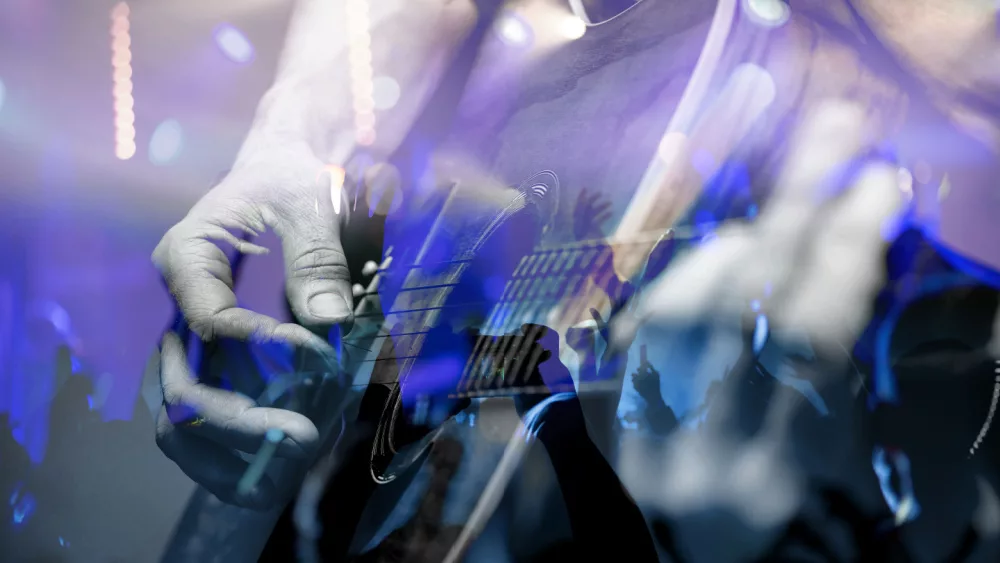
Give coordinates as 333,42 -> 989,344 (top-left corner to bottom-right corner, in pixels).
214,24 -> 254,64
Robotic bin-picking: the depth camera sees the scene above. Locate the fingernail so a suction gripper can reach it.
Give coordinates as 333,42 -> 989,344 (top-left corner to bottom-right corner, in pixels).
308,293 -> 351,321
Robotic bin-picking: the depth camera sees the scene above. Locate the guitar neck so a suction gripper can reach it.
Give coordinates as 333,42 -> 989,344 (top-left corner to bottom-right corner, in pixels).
346,225 -> 729,396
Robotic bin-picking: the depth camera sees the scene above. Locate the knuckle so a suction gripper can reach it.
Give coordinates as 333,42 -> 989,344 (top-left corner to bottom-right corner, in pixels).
161,382 -> 184,409
287,244 -> 350,282
151,226 -> 184,272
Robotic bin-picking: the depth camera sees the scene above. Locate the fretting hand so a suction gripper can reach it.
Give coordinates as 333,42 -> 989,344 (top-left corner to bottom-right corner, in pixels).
152,144 -> 356,510
614,100 -> 905,534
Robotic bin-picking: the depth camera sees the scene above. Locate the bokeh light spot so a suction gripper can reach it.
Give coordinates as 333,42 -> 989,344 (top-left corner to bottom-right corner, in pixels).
496,13 -> 532,46
214,24 -> 255,64
149,119 -> 184,165
372,76 -> 401,111
743,0 -> 790,27
12,491 -> 35,527
558,15 -> 587,40
324,164 -> 346,215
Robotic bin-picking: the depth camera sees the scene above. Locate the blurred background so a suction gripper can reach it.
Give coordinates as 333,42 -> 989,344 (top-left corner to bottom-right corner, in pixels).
0,1 -> 298,561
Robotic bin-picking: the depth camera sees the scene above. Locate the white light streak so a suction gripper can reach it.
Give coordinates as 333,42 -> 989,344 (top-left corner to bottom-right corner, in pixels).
326,165 -> 346,215
111,2 -> 135,160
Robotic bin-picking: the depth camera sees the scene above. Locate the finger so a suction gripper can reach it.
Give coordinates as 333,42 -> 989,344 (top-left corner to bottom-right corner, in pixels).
156,410 -> 277,511
637,225 -> 756,327
274,168 -> 354,330
153,214 -> 326,352
769,100 -> 870,209
774,161 -> 902,357
160,332 -> 320,459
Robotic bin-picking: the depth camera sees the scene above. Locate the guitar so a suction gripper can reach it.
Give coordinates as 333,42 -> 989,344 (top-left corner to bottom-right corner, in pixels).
157,162 -> 570,561
157,0 -> 762,555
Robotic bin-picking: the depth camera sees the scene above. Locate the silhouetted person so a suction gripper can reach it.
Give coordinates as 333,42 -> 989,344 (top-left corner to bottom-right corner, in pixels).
631,362 -> 679,437
512,324 -> 658,563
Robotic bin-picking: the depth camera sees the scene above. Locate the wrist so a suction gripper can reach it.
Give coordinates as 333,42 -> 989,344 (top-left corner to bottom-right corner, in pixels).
239,82 -> 350,167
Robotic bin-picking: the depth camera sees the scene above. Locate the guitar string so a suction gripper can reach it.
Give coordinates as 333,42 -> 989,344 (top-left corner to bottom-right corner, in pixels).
341,222 -> 745,400
344,223 -> 726,341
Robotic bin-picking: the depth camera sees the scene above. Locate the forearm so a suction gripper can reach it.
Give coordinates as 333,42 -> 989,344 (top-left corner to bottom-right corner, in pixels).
238,0 -> 478,165
539,405 -> 658,560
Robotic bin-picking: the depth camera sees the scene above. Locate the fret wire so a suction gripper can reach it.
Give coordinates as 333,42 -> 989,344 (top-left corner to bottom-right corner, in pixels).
350,285 -> 615,328
359,221 -> 748,389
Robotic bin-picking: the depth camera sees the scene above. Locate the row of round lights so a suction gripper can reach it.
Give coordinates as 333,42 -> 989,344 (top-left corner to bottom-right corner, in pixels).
111,2 -> 135,160
345,0 -> 376,146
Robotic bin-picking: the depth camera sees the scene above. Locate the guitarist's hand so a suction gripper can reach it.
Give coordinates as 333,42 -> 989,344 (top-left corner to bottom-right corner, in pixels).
610,100 -> 906,532
615,100 -> 903,382
153,144 -> 354,341
152,144 -> 353,510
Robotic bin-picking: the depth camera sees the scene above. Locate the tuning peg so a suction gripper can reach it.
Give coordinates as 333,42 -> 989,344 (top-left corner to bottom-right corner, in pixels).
362,261 -> 379,277
352,284 -> 366,297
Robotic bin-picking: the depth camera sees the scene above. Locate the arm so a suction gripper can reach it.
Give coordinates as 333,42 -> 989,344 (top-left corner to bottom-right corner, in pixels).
153,0 -> 480,515
240,0 -> 478,165
537,400 -> 659,562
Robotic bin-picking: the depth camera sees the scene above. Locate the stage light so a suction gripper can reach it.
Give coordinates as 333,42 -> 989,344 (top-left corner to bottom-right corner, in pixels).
149,119 -> 184,165
743,0 -> 790,27
111,2 -> 135,160
116,140 -> 137,161
372,76 -> 400,110
214,24 -> 255,64
496,13 -> 532,46
346,0 -> 376,146
557,15 -> 587,40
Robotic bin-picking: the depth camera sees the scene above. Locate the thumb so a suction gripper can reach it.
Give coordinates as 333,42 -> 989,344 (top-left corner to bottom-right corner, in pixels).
276,170 -> 354,330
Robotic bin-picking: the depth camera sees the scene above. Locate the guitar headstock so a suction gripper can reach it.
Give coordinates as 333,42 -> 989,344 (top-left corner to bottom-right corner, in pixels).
515,170 -> 560,235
